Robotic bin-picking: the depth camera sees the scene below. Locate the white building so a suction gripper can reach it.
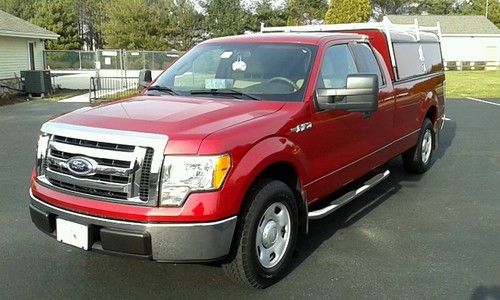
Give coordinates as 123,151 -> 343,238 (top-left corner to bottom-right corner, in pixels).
387,15 -> 500,65
0,9 -> 58,93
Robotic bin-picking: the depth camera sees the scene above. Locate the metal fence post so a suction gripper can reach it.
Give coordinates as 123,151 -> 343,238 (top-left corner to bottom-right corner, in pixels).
79,51 -> 82,70
123,49 -> 128,81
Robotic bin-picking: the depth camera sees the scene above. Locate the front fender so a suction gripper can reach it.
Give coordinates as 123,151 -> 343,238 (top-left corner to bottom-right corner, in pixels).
217,136 -> 310,218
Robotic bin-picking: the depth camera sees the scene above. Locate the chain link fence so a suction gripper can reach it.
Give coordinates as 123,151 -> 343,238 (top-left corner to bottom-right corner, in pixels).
44,49 -> 183,71
45,49 -> 183,97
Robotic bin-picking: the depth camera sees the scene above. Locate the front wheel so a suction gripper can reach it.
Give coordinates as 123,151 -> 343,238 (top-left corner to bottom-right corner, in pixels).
222,180 -> 298,289
402,118 -> 435,174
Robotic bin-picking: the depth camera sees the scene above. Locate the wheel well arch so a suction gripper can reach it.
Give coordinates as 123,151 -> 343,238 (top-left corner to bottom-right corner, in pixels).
242,161 -> 308,234
425,105 -> 437,124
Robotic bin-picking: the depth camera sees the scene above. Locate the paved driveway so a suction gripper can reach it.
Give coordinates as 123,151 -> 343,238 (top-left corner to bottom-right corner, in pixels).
0,99 -> 498,299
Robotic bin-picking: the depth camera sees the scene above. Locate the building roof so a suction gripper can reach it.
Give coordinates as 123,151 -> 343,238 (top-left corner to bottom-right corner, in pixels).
0,9 -> 59,39
386,15 -> 500,35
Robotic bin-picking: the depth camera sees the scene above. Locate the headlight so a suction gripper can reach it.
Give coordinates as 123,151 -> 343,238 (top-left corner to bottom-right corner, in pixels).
36,132 -> 50,176
160,154 -> 231,206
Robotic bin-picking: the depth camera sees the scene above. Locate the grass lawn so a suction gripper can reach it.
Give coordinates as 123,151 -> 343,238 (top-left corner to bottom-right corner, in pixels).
445,70 -> 500,99
0,89 -> 86,106
47,89 -> 86,101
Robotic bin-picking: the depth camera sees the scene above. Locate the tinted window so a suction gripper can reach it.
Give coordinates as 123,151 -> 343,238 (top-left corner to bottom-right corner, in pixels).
394,42 -> 443,80
317,44 -> 358,89
352,43 -> 384,86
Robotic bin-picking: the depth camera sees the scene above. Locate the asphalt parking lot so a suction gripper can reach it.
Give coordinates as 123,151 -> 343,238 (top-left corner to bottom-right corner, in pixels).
0,99 -> 498,299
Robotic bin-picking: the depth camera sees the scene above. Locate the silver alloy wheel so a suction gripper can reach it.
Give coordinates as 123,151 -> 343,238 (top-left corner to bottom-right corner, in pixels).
421,129 -> 433,164
255,202 -> 291,269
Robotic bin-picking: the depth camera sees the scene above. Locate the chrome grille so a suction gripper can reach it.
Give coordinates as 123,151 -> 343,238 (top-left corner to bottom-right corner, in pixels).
37,123 -> 168,206
53,135 -> 135,152
139,148 -> 154,201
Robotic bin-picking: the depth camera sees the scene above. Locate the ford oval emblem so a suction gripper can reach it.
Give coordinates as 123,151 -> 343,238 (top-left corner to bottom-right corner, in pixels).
66,156 -> 96,176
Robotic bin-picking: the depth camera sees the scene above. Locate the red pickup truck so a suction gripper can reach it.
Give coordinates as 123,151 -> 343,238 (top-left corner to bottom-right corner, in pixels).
30,24 -> 445,288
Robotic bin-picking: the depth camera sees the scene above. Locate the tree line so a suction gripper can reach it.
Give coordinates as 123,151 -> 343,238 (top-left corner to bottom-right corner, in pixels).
0,0 -> 498,51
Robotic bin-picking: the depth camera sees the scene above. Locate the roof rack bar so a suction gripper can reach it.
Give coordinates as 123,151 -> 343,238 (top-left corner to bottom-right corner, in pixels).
382,18 -> 398,74
260,18 -> 442,41
414,18 -> 420,41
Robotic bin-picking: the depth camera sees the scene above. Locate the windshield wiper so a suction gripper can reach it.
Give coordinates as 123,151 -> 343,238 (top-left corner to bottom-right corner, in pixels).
146,85 -> 178,95
189,89 -> 260,100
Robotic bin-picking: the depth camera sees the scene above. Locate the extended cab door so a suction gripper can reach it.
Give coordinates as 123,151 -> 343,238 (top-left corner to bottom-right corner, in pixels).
303,42 -> 394,202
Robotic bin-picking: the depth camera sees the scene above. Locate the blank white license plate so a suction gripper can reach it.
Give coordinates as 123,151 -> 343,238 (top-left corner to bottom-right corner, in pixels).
56,218 -> 89,250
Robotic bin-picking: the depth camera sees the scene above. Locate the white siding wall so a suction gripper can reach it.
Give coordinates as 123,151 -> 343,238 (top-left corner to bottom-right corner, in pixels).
441,35 -> 500,62
0,36 -> 44,80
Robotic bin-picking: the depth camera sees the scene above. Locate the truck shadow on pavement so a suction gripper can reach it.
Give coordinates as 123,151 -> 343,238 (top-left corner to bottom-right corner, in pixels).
470,285 -> 500,300
287,119 -> 457,278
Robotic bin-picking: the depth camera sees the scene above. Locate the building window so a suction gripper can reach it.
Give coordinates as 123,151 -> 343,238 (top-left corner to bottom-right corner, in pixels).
28,42 -> 35,70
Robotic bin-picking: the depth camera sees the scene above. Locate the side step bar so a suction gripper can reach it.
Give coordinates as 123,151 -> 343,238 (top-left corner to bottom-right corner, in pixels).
308,170 -> 390,220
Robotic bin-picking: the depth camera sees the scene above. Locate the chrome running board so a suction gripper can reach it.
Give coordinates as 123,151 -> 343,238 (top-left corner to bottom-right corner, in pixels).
308,170 -> 390,220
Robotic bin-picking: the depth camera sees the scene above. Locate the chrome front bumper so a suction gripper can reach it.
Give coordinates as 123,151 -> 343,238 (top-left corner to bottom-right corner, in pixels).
30,192 -> 237,262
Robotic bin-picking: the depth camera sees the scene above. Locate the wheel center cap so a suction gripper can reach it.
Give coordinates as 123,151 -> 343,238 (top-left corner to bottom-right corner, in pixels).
262,221 -> 278,248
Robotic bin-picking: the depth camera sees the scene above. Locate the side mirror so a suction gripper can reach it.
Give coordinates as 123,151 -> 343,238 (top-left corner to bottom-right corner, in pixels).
316,74 -> 379,112
138,69 -> 152,90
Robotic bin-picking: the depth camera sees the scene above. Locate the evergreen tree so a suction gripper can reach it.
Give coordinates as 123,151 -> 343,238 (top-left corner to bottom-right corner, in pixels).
371,0 -> 413,20
33,0 -> 83,50
102,0 -> 202,50
248,0 -> 288,32
458,0 -> 500,28
102,0 -> 164,50
411,0 -> 457,15
202,0 -> 246,37
0,0 -> 36,21
287,0 -> 328,25
324,0 -> 371,24
76,0 -> 106,50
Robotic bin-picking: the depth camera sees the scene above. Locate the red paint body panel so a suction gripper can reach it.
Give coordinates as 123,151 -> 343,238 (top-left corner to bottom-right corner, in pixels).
32,32 -> 445,224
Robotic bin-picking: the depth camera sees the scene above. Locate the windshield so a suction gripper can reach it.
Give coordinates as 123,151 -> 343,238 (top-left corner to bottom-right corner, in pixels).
151,43 -> 318,102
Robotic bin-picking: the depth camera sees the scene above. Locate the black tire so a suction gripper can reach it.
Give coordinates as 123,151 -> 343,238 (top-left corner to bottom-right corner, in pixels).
402,118 -> 435,174
222,179 -> 298,289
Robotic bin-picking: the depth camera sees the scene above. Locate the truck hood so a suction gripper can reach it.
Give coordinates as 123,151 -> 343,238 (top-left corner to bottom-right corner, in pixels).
51,96 -> 284,152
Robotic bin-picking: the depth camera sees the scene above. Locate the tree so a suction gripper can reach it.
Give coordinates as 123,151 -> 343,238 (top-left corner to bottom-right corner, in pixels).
164,0 -> 205,49
102,0 -> 202,50
201,0 -> 247,37
287,0 -> 328,25
247,0 -> 288,32
33,0 -> 83,50
458,0 -> 500,28
324,0 -> 371,24
76,0 -> 106,50
408,0 -> 457,15
371,0 -> 413,20
102,0 -> 165,50
0,0 -> 37,21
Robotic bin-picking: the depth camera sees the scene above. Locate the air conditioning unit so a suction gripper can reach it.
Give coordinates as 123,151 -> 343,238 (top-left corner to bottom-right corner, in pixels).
20,70 -> 52,95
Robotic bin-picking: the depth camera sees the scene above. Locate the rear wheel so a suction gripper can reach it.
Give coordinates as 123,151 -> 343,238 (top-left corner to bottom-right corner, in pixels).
402,118 -> 434,174
222,180 -> 298,289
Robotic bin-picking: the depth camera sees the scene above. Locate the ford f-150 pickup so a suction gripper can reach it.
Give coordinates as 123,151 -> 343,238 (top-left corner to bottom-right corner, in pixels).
30,22 -> 445,288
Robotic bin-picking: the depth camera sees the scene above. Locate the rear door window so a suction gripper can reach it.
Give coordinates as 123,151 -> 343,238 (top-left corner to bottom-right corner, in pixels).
352,43 -> 384,86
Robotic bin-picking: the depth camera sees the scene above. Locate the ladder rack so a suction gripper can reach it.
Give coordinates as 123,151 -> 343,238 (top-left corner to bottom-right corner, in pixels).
260,16 -> 441,41
260,16 -> 442,75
